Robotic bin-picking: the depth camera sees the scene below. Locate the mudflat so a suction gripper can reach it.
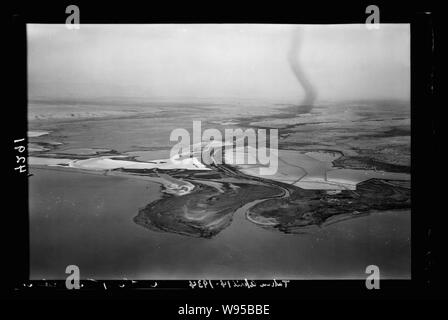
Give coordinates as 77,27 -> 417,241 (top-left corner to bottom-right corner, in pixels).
29,98 -> 411,279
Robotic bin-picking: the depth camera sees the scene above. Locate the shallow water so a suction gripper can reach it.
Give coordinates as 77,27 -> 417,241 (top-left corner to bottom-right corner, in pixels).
29,99 -> 411,279
30,167 -> 410,280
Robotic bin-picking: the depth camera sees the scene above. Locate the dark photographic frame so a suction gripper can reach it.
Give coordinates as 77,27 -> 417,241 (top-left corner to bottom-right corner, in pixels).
4,2 -> 437,302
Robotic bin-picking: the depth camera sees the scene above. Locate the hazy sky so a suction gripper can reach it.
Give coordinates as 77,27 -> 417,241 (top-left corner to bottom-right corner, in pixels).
28,24 -> 410,102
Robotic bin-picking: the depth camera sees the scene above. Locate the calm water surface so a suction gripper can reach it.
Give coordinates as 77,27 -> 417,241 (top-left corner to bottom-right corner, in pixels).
30,167 -> 410,280
29,101 -> 410,279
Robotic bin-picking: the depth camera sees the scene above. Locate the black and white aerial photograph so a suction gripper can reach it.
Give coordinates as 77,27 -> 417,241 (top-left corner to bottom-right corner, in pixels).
25,23 -> 412,281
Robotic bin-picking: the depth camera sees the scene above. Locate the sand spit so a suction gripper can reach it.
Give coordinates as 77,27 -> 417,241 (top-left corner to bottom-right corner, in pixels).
29,155 -> 210,171
28,130 -> 51,137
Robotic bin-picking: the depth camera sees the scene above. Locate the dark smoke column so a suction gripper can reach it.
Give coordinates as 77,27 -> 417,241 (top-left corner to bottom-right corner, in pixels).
288,28 -> 317,113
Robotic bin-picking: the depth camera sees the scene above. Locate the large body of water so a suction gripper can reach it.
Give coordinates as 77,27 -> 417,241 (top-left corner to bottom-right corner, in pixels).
30,167 -> 410,279
29,99 -> 411,279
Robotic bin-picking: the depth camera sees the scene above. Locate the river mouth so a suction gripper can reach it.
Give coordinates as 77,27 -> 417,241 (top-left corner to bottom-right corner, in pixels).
28,99 -> 411,279
26,22 -> 412,280
30,166 -> 410,280
28,144 -> 410,239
